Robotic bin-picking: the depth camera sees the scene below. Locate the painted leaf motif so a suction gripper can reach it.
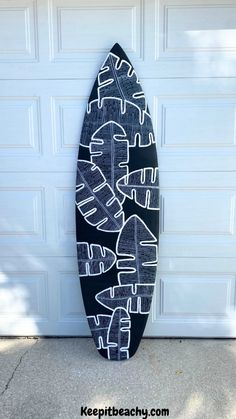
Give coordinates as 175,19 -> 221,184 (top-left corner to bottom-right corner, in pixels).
90,121 -> 128,203
81,98 -> 154,148
87,309 -> 130,360
87,315 -> 111,349
96,284 -> 154,314
107,307 -> 130,361
117,168 -> 159,210
77,242 -> 116,276
76,43 -> 159,360
116,215 -> 158,286
98,51 -> 147,120
75,160 -> 124,232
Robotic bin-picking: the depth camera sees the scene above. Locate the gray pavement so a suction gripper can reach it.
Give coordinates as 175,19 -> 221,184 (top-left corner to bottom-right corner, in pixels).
0,338 -> 235,419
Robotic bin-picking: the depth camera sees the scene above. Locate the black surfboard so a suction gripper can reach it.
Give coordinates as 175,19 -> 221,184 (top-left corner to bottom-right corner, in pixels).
75,43 -> 159,360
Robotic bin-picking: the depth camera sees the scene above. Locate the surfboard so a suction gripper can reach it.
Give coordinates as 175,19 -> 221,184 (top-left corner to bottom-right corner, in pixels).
75,43 -> 159,361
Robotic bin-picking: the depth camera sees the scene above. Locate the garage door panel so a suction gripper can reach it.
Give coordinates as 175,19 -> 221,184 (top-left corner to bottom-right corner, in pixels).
0,0 -> 38,63
158,98 -> 236,148
0,80 -> 89,172
162,190 -> 234,236
1,0 -> 236,79
59,271 -> 86,323
160,189 -> 235,256
159,275 -> 233,317
51,96 -> 87,156
144,78 -> 236,171
160,173 -> 236,257
0,257 -> 88,336
157,0 -> 236,60
48,0 -> 143,62
0,0 -> 144,78
151,92 -> 236,172
0,269 -> 49,336
0,187 -> 46,243
0,271 -> 48,319
0,173 -> 76,257
145,258 -> 236,337
0,96 -> 41,157
55,187 -> 75,244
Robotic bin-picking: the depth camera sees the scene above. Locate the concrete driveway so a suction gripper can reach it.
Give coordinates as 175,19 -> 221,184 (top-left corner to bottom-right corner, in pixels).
0,338 -> 235,419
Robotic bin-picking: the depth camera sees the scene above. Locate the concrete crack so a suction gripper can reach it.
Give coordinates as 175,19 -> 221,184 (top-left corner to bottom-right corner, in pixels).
0,339 -> 39,397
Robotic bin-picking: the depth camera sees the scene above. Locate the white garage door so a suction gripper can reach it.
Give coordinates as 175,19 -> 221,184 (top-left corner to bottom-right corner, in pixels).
1,0 -> 236,337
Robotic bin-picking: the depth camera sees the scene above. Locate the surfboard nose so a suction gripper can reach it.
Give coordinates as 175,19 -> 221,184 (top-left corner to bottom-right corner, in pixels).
110,42 -> 123,55
110,42 -> 130,64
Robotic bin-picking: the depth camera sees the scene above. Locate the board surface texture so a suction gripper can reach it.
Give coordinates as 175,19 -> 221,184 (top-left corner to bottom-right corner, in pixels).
76,43 -> 159,360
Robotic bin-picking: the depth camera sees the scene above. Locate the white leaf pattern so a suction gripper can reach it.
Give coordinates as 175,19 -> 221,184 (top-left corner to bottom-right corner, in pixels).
98,52 -> 147,121
117,168 -> 159,210
87,314 -> 111,349
76,160 -> 124,232
96,284 -> 154,314
77,242 -> 116,276
107,307 -> 130,360
90,121 -> 129,203
116,215 -> 158,286
80,98 -> 155,148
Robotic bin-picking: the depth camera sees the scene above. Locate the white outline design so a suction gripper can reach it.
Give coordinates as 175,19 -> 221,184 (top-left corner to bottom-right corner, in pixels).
116,214 -> 158,286
97,52 -> 148,124
90,120 -> 129,204
77,242 -> 116,276
84,97 -> 155,148
116,168 -> 159,210
95,283 -> 155,315
87,314 -> 112,350
75,159 -> 124,232
87,308 -> 130,360
107,307 -> 131,360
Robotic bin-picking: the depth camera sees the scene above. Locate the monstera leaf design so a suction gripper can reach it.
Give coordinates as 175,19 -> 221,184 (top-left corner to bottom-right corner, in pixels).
81,98 -> 155,148
87,309 -> 130,360
98,52 -> 147,119
117,168 -> 159,210
90,121 -> 128,203
96,284 -> 154,314
107,307 -> 130,361
75,160 -> 124,232
77,242 -> 116,276
76,43 -> 159,361
87,314 -> 111,349
116,215 -> 158,286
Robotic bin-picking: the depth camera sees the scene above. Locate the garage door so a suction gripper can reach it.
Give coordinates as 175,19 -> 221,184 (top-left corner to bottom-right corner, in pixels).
1,0 -> 236,337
